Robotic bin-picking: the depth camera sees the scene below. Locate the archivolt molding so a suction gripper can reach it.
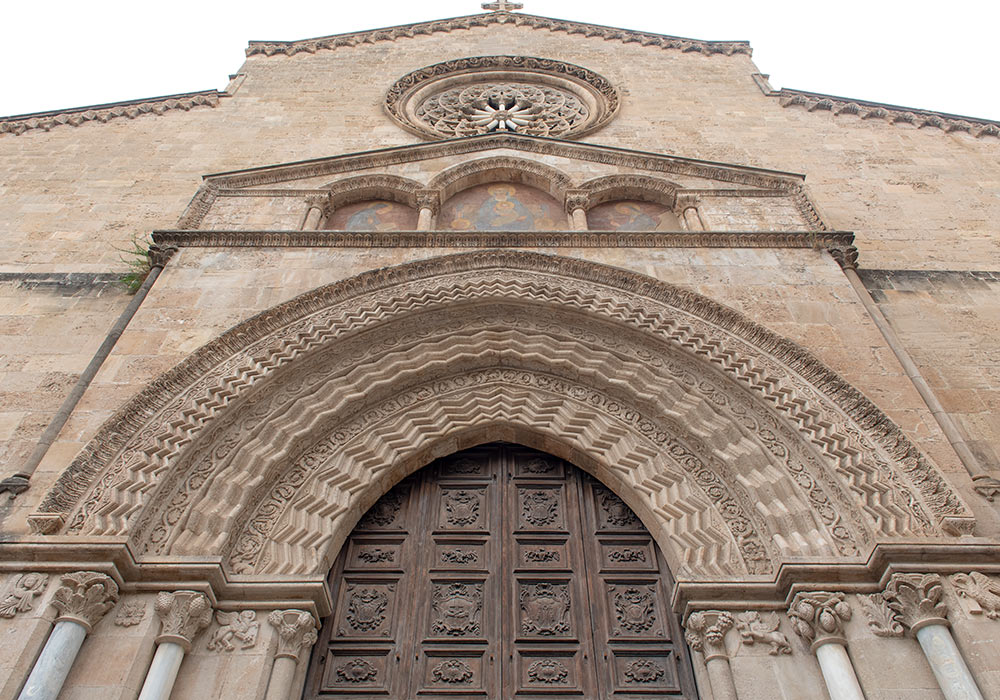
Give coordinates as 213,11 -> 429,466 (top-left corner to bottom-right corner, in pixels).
578,174 -> 681,210
428,156 -> 573,202
320,174 -> 423,212
245,13 -> 751,58
31,252 -> 973,558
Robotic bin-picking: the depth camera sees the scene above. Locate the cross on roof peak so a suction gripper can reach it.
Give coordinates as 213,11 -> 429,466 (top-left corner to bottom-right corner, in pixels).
482,0 -> 523,12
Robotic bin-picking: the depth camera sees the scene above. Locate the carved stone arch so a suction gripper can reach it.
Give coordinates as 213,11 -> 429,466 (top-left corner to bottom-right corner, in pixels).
428,156 -> 574,203
320,173 -> 424,211
31,251 -> 974,577
578,174 -> 681,210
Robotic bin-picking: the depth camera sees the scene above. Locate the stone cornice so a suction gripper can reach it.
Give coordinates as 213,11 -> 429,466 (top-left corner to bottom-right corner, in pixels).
0,90 -> 223,137
773,88 -> 1000,141
245,12 -> 751,58
152,229 -> 852,249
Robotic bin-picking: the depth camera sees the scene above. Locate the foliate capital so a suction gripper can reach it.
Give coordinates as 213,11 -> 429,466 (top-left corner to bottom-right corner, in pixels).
148,244 -> 178,269
268,609 -> 318,661
673,193 -> 700,212
827,245 -> 859,270
415,189 -> 441,214
787,591 -> 852,651
883,573 -> 949,632
564,190 -> 590,213
154,590 -> 213,652
684,610 -> 734,661
304,194 -> 330,210
50,571 -> 119,632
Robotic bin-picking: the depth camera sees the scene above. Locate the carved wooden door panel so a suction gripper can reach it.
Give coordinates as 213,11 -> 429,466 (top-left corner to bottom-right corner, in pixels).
303,443 -> 697,699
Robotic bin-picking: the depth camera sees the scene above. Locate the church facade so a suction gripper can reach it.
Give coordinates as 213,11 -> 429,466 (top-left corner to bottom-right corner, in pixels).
2,5 -> 1000,699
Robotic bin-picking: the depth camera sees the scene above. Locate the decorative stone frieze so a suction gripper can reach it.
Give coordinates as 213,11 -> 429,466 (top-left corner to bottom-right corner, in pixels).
950,572 -> 1000,620
857,593 -> 904,638
153,591 -> 213,652
684,610 -> 734,660
787,591 -> 852,650
882,573 -> 948,632
0,91 -> 221,136
207,610 -> 259,651
268,610 -> 318,661
0,573 -> 48,618
114,599 -> 147,627
734,611 -> 792,655
49,571 -> 119,632
246,13 -> 751,59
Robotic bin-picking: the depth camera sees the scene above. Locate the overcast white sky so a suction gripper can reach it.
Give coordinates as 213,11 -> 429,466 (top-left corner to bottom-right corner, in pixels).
2,0 -> 997,120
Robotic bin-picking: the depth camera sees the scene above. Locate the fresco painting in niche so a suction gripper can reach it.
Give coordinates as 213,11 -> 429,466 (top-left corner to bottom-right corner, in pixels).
440,183 -> 567,231
588,200 -> 680,231
326,200 -> 418,231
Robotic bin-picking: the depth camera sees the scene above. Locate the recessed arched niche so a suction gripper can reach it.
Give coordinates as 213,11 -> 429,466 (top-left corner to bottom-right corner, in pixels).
439,182 -> 568,231
587,200 -> 681,231
326,200 -> 418,231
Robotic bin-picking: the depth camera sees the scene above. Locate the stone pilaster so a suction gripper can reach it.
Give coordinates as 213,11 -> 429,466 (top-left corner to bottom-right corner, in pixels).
153,591 -> 213,652
49,571 -> 119,632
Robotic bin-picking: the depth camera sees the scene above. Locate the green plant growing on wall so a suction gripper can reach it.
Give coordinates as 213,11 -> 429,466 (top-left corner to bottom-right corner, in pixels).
116,234 -> 153,293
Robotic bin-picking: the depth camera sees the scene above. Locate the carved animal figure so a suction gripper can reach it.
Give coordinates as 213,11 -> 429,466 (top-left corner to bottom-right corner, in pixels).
951,572 -> 1000,620
207,610 -> 259,651
735,611 -> 792,655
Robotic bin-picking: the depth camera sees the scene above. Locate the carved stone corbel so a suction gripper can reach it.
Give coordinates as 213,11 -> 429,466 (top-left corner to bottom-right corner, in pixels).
882,573 -> 949,632
148,244 -> 178,269
49,571 -> 119,632
153,590 -> 213,652
564,190 -> 590,214
268,609 -> 318,661
787,591 -> 852,650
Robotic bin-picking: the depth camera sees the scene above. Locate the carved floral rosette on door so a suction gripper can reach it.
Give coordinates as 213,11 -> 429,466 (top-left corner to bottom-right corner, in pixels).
304,444 -> 696,698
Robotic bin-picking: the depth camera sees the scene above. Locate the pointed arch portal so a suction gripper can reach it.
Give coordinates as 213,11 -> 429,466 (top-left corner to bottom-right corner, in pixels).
31,250 -> 972,596
303,442 -> 698,698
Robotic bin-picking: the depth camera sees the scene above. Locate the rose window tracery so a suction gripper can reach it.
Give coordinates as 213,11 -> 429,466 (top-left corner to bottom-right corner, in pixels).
415,83 -> 589,137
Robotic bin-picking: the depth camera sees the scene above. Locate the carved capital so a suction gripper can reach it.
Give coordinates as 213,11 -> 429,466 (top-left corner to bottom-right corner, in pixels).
883,573 -> 949,633
147,244 -> 178,269
684,610 -> 734,661
673,193 -> 701,213
564,190 -> 590,213
827,245 -> 859,270
50,571 -> 119,632
304,194 -> 330,211
787,591 -> 852,651
415,189 -> 441,214
154,590 -> 213,652
268,609 -> 318,661
972,474 -> 1000,502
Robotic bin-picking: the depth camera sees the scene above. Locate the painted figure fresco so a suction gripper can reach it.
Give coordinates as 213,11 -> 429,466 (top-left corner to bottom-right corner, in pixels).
326,200 -> 418,231
587,200 -> 680,231
439,183 -> 567,231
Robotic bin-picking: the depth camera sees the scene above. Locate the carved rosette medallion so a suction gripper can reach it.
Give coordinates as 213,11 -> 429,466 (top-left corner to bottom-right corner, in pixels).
432,659 -> 474,684
385,56 -> 619,140
624,659 -> 666,684
527,659 -> 569,684
432,583 -> 483,637
336,658 -> 378,684
520,582 -> 571,636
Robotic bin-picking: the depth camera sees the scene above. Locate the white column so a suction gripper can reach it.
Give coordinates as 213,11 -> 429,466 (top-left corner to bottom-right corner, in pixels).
301,195 -> 327,230
564,191 -> 589,231
883,573 -> 985,700
18,620 -> 88,700
814,642 -> 866,700
570,207 -> 588,231
137,642 -> 186,700
17,571 -> 119,700
136,591 -> 213,700
415,190 -> 439,231
684,610 -> 738,700
417,207 -> 434,230
264,610 -> 318,700
789,591 -> 866,700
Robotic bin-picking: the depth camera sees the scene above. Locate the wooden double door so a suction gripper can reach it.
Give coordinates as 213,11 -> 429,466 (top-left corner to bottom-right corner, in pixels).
304,443 -> 697,699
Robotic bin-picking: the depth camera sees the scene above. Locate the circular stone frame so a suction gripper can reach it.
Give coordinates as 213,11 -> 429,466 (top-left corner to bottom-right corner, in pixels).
385,55 -> 620,140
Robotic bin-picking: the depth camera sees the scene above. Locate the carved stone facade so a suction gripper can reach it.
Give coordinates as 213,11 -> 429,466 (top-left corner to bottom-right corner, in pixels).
2,5 -> 1000,700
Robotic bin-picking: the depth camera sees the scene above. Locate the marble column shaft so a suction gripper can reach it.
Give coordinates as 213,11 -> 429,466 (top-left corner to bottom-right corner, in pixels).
788,591 -> 866,700
570,207 -> 588,231
136,591 -> 213,700
137,642 -> 186,700
814,642 -> 866,700
264,610 -> 318,700
417,207 -> 434,230
684,610 -> 738,700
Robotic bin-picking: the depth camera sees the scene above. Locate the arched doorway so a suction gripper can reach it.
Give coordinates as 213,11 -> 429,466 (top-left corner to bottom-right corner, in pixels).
303,443 -> 698,698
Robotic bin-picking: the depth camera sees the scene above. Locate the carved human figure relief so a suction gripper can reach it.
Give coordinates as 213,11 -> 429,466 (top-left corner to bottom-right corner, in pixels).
0,573 -> 48,618
207,610 -> 259,651
950,572 -> 1000,620
734,611 -> 792,655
